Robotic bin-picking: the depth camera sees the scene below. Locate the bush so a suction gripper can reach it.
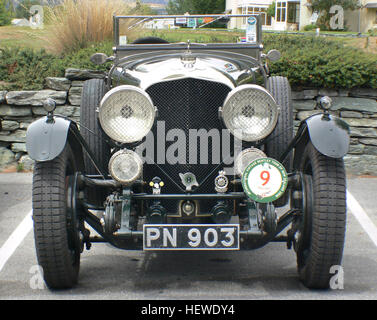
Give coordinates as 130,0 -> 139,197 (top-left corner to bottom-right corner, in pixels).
264,34 -> 377,89
303,24 -> 318,32
0,33 -> 376,90
368,28 -> 377,36
0,0 -> 12,26
44,0 -> 133,53
0,42 -> 113,90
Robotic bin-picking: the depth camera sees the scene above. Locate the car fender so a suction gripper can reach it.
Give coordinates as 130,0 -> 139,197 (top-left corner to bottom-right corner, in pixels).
305,113 -> 350,158
26,116 -> 71,162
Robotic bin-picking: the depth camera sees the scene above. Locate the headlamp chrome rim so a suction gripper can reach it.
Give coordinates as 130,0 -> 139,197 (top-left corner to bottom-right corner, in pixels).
99,85 -> 156,144
108,149 -> 143,185
221,84 -> 279,142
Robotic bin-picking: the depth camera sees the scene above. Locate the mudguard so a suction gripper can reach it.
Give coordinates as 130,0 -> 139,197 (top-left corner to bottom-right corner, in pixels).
305,113 -> 350,158
26,116 -> 71,161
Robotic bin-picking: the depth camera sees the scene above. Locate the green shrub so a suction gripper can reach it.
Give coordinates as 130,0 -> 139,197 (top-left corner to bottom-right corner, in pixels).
368,28 -> 377,36
0,33 -> 376,90
0,42 -> 113,90
0,0 -> 12,26
264,34 -> 377,89
303,24 -> 318,32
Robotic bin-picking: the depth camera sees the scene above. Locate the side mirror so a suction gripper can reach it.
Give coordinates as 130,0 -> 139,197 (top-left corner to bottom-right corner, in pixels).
266,49 -> 281,62
90,53 -> 109,65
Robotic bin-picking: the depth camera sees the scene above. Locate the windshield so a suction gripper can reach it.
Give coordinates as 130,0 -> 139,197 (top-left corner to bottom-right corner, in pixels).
114,14 -> 262,46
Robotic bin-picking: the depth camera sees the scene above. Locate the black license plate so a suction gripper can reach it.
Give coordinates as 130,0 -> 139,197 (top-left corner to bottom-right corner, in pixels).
143,224 -> 240,250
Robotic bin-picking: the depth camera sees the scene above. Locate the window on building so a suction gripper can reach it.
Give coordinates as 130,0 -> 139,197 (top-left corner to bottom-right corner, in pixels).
276,2 -> 287,22
242,6 -> 272,26
287,2 -> 300,23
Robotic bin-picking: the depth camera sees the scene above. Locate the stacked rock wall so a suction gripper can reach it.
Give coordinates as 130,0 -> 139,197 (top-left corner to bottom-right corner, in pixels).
0,69 -> 376,175
292,88 -> 377,175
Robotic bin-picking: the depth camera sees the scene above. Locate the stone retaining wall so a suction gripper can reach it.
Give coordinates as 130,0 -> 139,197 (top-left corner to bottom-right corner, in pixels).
292,87 -> 377,175
0,69 -> 376,175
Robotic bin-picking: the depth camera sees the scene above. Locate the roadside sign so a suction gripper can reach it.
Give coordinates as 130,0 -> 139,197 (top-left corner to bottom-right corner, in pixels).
187,18 -> 197,28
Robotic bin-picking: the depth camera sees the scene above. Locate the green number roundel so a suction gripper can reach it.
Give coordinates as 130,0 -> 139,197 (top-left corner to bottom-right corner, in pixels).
241,158 -> 288,203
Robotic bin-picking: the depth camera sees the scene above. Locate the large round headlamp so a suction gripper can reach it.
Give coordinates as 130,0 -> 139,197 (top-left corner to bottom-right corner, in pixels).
99,86 -> 156,143
108,149 -> 143,185
221,84 -> 279,142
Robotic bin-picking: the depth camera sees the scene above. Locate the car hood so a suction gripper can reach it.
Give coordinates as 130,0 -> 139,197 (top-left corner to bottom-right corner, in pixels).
112,53 -> 257,90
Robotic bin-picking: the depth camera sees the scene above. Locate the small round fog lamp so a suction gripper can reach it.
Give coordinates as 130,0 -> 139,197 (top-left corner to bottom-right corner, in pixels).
108,149 -> 143,185
43,98 -> 56,113
234,148 -> 267,177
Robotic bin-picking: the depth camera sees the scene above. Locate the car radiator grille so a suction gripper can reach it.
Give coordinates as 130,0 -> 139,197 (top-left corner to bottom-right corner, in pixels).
144,78 -> 233,214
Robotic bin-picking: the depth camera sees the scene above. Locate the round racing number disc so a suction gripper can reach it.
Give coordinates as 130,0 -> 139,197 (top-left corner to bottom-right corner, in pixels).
241,158 -> 288,203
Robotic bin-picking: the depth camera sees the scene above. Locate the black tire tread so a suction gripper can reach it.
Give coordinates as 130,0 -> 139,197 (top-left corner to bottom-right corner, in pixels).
80,79 -> 110,205
32,146 -> 79,289
298,142 -> 346,289
266,76 -> 293,207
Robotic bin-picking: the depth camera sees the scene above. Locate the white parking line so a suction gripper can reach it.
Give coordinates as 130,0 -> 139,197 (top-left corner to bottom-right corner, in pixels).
347,191 -> 377,248
0,191 -> 376,274
0,210 -> 33,272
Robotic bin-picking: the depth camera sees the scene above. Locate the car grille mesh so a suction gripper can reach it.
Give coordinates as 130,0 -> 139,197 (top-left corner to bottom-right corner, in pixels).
144,78 -> 232,213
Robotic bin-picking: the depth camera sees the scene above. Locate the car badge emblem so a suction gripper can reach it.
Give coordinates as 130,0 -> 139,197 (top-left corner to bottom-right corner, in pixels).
179,172 -> 199,192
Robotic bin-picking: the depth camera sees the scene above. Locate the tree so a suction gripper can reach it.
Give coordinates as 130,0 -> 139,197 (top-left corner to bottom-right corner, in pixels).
267,1 -> 275,18
166,0 -> 225,15
130,0 -> 157,15
307,0 -> 360,30
0,0 -> 12,26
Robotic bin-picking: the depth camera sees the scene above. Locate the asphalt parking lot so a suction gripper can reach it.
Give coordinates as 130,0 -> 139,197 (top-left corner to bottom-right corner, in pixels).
0,172 -> 377,300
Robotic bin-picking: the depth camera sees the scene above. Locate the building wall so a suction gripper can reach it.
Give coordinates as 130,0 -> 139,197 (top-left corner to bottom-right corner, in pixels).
299,0 -> 312,30
227,0 -> 377,32
226,0 -> 241,29
348,7 -> 377,32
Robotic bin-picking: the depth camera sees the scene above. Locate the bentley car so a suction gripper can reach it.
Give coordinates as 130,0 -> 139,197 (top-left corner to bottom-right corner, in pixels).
26,14 -> 350,289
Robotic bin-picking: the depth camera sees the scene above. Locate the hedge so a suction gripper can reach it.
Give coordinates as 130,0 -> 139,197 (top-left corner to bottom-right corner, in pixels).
0,34 -> 376,90
263,34 -> 377,89
0,42 -> 112,90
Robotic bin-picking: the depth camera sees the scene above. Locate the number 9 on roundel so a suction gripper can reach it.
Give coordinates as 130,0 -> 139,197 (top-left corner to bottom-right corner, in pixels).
241,158 -> 288,203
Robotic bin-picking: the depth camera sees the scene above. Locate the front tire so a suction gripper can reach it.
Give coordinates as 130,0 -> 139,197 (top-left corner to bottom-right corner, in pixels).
80,79 -> 110,206
265,76 -> 293,207
32,144 -> 81,289
295,142 -> 347,289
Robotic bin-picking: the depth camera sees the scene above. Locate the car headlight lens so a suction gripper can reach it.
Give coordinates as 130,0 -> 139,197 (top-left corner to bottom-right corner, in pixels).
99,85 -> 155,143
221,84 -> 279,142
108,149 -> 143,185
